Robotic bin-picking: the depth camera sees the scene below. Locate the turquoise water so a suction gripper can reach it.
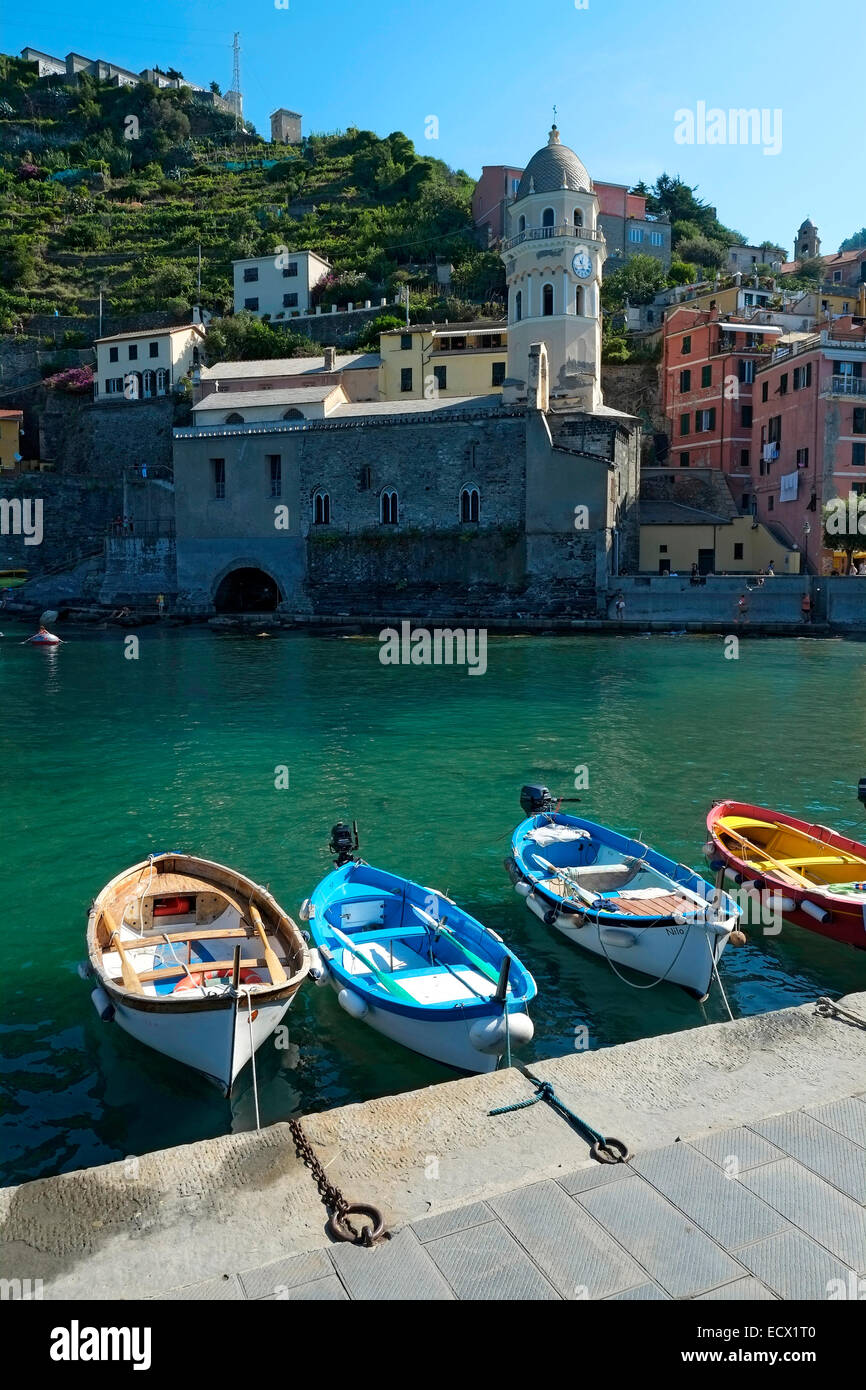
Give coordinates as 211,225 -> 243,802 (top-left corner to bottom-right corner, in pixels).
1,624 -> 864,1186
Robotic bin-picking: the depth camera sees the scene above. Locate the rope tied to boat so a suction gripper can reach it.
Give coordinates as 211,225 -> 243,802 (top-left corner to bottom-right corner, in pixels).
489,1072 -> 630,1165
814,996 -> 866,1029
288,1118 -> 391,1247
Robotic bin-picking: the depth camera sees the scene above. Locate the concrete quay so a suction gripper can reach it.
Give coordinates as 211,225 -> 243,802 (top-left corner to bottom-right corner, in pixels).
1,992 -> 864,1301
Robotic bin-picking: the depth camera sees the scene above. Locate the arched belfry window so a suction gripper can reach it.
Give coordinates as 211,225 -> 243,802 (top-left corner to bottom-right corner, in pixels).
575,286 -> 583,316
313,489 -> 330,525
542,283 -> 554,317
515,290 -> 522,323
542,207 -> 555,234
573,208 -> 583,229
460,485 -> 480,524
381,489 -> 398,525
518,214 -> 526,235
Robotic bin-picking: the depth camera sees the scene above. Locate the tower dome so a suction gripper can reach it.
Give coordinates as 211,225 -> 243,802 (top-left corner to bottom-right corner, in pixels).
515,125 -> 591,200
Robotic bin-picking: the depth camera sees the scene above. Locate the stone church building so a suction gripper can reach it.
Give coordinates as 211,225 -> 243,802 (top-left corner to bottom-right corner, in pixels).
114,127 -> 641,618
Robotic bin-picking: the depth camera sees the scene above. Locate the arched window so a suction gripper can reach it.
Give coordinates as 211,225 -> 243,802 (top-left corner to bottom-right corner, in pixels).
515,290 -> 522,323
143,370 -> 155,399
542,207 -> 555,235
460,485 -> 480,524
282,408 -> 304,420
156,368 -> 168,395
574,286 -> 583,316
225,412 -> 245,424
381,489 -> 398,525
518,214 -> 526,235
542,283 -> 554,316
573,208 -> 583,229
313,489 -> 330,525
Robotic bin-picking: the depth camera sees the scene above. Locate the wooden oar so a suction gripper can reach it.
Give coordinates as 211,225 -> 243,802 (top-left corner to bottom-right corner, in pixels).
330,925 -> 416,1003
410,904 -> 501,985
248,903 -> 287,984
103,907 -> 143,994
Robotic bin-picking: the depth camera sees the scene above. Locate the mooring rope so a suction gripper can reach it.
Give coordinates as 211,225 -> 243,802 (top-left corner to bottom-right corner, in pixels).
814,996 -> 866,1029
489,1070 -> 629,1164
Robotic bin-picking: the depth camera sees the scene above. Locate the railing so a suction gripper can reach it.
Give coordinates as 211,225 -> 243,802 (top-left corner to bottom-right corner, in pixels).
501,224 -> 604,252
107,520 -> 176,539
828,374 -> 866,397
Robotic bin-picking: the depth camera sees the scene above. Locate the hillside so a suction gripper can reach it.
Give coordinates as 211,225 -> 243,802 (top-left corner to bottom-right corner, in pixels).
0,54 -> 504,334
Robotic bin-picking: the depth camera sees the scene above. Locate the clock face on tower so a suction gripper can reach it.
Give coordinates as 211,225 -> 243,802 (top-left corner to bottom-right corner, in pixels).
572,249 -> 592,279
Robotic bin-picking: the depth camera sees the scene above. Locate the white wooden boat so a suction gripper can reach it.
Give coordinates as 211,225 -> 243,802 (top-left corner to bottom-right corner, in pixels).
86,852 -> 309,1094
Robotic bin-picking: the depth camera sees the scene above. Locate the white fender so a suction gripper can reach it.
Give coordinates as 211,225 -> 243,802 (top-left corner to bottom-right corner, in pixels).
513,881 -> 532,898
298,898 -> 314,921
598,927 -> 637,949
308,948 -> 329,986
90,986 -> 114,1021
469,1010 -> 534,1055
337,987 -> 368,1019
801,899 -> 831,923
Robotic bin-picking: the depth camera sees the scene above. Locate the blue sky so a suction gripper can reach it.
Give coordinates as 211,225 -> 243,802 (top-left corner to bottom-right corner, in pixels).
3,0 -> 861,253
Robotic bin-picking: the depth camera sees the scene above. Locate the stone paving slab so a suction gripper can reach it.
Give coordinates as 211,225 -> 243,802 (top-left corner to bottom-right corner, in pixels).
411,1200 -> 495,1243
689,1125 -> 781,1173
489,1178 -> 647,1299
630,1142 -> 789,1250
261,1275 -> 348,1301
751,1111 -> 866,1202
238,1248 -> 333,1300
425,1220 -> 561,1301
577,1174 -> 744,1299
805,1096 -> 866,1148
740,1158 -> 866,1271
694,1276 -> 777,1301
328,1227 -> 454,1301
735,1229 -> 858,1301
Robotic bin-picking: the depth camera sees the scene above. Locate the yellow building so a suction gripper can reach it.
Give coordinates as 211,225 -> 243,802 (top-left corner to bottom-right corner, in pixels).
639,470 -> 801,574
378,321 -> 508,401
0,410 -> 23,470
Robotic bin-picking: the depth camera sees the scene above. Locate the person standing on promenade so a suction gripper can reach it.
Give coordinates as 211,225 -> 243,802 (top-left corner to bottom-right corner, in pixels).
736,591 -> 749,624
801,591 -> 812,624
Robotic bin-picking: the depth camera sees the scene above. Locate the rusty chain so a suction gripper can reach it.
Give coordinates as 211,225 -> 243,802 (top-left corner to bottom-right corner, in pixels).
288,1118 -> 390,1247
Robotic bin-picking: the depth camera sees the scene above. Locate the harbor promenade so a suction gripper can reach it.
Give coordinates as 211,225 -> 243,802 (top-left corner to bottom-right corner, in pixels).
2,992 -> 864,1301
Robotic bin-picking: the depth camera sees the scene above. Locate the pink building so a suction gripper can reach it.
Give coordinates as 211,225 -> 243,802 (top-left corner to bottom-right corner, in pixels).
751,317 -> 866,571
471,166 -> 671,268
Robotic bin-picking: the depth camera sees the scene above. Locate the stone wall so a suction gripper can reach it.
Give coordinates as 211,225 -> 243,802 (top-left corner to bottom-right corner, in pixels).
99,535 -> 177,603
0,472 -> 119,578
39,394 -> 177,478
286,303 -> 398,349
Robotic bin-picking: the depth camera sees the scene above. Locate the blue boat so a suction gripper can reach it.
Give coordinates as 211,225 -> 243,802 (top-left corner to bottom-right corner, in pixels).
303,826 -> 536,1072
506,787 -> 740,1000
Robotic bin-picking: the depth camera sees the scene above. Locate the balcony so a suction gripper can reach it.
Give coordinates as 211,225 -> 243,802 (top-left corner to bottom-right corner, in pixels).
827,374 -> 866,397
501,224 -> 605,252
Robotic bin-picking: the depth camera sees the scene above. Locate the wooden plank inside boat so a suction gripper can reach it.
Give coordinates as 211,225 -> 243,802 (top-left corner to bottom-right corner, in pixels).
606,891 -> 691,917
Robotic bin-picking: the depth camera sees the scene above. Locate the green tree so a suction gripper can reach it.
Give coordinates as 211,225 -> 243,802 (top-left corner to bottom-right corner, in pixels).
602,254 -> 667,309
676,235 -> 727,271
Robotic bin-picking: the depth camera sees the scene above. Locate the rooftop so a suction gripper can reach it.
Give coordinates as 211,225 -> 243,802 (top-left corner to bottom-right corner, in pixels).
95,324 -> 204,345
200,353 -> 380,380
515,126 -> 592,201
193,385 -> 339,412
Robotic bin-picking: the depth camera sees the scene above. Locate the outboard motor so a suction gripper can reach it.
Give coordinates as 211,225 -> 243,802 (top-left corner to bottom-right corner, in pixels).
858,778 -> 866,812
520,784 -> 554,817
329,820 -> 359,866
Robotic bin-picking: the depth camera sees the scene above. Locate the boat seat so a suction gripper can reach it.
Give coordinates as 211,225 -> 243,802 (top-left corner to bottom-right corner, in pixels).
568,861 -> 638,892
772,856 -> 846,868
341,940 -> 429,977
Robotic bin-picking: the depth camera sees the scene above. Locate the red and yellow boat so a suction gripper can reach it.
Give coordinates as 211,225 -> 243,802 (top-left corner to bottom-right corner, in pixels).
707,800 -> 866,950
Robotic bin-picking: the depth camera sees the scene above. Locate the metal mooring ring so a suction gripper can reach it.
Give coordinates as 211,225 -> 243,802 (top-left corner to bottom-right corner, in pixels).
590,1137 -> 631,1165
327,1202 -> 387,1245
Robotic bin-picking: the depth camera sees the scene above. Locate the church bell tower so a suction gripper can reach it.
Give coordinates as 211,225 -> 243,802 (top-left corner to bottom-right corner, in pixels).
501,125 -> 606,411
